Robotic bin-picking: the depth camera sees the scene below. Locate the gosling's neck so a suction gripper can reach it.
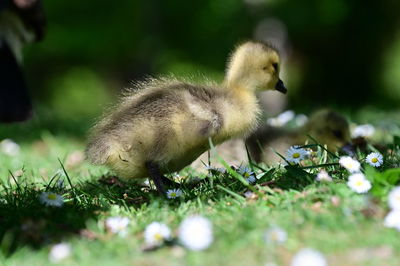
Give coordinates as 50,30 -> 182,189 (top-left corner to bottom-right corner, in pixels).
223,74 -> 259,93
223,76 -> 260,108
222,78 -> 259,110
217,79 -> 261,140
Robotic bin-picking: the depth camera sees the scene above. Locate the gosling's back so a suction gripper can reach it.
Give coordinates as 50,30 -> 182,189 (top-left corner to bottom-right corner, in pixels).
86,79 -> 247,179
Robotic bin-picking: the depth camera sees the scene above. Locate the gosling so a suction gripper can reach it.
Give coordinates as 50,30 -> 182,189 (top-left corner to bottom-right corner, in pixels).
246,109 -> 351,163
86,41 -> 287,194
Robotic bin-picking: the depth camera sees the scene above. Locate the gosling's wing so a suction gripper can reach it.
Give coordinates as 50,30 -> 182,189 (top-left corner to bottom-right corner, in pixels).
86,80 -> 189,165
181,84 -> 226,140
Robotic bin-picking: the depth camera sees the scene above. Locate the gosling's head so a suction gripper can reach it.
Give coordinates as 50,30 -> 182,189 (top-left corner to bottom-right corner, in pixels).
304,109 -> 351,152
225,41 -> 286,93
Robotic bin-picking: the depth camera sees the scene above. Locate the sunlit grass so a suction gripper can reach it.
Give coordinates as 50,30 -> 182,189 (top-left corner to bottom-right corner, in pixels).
0,111 -> 399,265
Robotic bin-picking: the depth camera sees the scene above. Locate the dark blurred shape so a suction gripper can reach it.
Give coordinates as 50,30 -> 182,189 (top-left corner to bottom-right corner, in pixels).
351,136 -> 368,152
246,109 -> 351,163
275,79 -> 287,94
0,0 -> 45,122
13,0 -> 400,111
0,40 -> 32,122
278,0 -> 400,107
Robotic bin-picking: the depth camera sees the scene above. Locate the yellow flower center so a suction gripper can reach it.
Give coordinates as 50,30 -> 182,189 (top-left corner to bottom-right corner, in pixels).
154,233 -> 163,241
47,194 -> 57,200
293,153 -> 300,158
371,158 -> 378,163
355,181 -> 363,187
270,232 -> 278,241
244,173 -> 250,177
170,192 -> 176,197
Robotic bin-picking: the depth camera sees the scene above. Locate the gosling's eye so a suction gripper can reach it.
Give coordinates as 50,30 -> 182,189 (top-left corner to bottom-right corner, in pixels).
272,63 -> 278,71
332,130 -> 343,140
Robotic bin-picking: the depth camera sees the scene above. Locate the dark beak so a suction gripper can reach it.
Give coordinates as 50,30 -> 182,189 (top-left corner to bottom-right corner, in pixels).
275,79 -> 287,94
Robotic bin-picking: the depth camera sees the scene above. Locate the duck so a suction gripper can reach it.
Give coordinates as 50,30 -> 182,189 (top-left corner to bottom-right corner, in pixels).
86,41 -> 287,194
246,109 -> 351,164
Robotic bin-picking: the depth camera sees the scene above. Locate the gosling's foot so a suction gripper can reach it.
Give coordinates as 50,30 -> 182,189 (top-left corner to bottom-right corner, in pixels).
145,161 -> 180,196
160,175 -> 181,188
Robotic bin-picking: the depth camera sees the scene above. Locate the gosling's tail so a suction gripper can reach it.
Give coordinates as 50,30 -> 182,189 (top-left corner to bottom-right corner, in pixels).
85,136 -> 112,165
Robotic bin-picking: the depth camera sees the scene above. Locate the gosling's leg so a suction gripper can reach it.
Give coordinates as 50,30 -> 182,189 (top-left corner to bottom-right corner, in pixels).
160,175 -> 181,187
145,161 -> 184,196
145,161 -> 167,195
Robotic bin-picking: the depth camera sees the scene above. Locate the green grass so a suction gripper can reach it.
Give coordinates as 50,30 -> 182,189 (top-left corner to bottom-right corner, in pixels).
0,112 -> 400,266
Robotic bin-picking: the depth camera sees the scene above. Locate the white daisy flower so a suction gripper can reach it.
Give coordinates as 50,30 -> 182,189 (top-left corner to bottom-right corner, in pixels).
144,222 -> 171,246
295,114 -> 308,127
264,226 -> 287,244
238,166 -> 253,177
238,166 -> 256,184
49,243 -> 71,263
267,110 -> 295,127
291,248 -> 328,266
266,118 -> 281,127
0,139 -> 20,156
246,175 -> 257,184
316,170 -> 332,182
266,110 -> 295,127
277,110 -> 295,123
166,188 -> 183,199
388,186 -> 400,210
347,173 -> 372,194
39,192 -> 64,207
105,217 -> 130,237
383,210 -> 400,231
352,124 -> 375,138
286,146 -> 307,164
178,215 -> 213,251
339,156 -> 361,173
366,152 -> 383,167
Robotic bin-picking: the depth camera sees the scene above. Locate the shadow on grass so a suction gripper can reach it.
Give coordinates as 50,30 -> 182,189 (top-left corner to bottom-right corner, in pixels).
0,168 -> 237,256
0,176 -> 151,256
273,165 -> 316,190
0,162 -> 317,256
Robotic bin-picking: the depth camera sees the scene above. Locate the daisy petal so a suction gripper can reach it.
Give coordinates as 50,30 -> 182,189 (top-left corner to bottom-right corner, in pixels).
286,146 -> 308,164
179,216 -> 213,251
39,192 -> 64,207
347,173 -> 371,193
366,152 -> 383,167
144,222 -> 171,246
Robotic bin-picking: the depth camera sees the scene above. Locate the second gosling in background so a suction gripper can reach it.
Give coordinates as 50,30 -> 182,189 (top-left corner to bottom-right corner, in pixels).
246,109 -> 351,164
86,41 -> 287,194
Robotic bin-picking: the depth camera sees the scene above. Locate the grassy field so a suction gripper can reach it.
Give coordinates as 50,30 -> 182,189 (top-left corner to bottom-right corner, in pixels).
0,110 -> 400,266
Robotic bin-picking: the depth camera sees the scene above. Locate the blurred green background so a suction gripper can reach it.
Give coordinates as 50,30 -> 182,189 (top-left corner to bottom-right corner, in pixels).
21,0 -> 400,127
